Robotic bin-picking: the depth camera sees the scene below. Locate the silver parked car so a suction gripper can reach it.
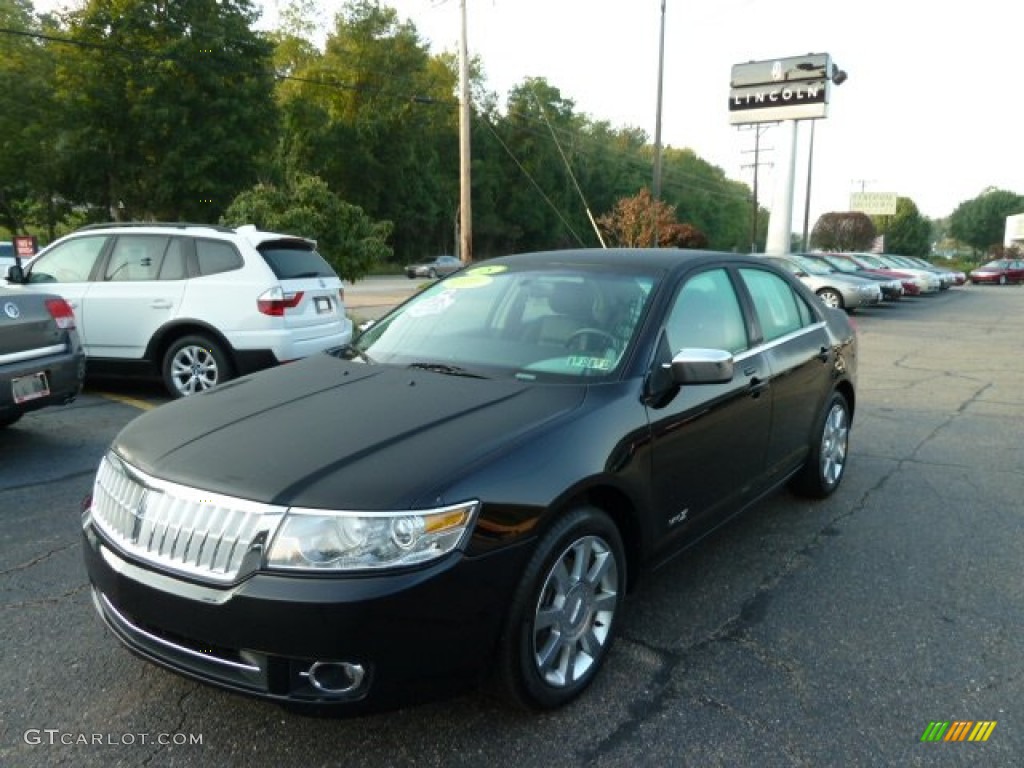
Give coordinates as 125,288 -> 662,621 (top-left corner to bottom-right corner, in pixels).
762,255 -> 882,310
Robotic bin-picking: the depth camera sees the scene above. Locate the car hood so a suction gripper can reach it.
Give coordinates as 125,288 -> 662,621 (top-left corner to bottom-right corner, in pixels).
113,354 -> 586,510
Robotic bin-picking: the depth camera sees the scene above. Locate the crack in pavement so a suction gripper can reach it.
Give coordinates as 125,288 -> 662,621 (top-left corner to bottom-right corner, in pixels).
0,582 -> 88,610
0,540 -> 81,577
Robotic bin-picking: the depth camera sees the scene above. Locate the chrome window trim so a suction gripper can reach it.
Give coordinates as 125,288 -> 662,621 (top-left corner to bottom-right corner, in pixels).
733,320 -> 827,362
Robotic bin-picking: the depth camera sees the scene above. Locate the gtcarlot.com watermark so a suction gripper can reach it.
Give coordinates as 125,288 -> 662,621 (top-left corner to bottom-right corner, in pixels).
24,729 -> 203,747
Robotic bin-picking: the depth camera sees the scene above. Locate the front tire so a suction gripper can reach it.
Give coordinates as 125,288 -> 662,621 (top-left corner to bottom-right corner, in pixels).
161,335 -> 233,398
791,392 -> 850,498
497,506 -> 626,710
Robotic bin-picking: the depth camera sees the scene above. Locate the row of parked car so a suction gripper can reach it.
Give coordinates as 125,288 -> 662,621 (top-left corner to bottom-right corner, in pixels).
0,222 -> 994,430
762,251 -> 969,312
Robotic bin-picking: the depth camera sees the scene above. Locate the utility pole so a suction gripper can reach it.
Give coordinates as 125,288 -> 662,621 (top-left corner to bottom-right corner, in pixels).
740,124 -> 773,253
458,0 -> 473,264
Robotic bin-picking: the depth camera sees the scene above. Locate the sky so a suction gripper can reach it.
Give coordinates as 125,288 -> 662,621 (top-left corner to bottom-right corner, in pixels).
259,0 -> 1021,230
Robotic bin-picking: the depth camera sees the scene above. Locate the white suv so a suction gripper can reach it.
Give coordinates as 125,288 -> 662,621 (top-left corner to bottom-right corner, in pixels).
5,223 -> 353,397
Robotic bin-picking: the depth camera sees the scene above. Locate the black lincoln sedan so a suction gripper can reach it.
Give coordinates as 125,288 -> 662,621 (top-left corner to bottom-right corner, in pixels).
82,249 -> 857,713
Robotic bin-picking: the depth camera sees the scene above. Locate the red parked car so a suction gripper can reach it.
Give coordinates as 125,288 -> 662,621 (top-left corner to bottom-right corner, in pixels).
968,260 -> 1024,285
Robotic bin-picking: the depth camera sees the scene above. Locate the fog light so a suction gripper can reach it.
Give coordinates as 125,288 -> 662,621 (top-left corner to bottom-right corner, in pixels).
301,661 -> 366,695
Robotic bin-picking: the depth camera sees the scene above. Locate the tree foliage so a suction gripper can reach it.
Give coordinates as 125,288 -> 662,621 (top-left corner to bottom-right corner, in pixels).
811,212 -> 877,252
221,173 -> 393,281
949,188 -> 1024,254
0,0 -> 58,234
597,188 -> 707,248
875,197 -> 931,257
55,0 -> 276,221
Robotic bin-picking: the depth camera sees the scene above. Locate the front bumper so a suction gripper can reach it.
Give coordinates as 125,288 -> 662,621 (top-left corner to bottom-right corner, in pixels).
82,519 -> 531,712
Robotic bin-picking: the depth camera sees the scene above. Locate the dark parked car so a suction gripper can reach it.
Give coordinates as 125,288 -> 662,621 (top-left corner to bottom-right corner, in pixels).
82,249 -> 857,713
0,287 -> 85,428
968,259 -> 1024,285
404,254 -> 462,279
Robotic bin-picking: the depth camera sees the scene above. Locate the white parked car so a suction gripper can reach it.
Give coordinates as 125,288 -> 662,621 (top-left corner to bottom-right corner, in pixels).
4,223 -> 352,397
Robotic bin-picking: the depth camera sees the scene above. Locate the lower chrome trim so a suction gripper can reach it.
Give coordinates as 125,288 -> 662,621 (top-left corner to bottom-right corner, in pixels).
92,588 -> 268,690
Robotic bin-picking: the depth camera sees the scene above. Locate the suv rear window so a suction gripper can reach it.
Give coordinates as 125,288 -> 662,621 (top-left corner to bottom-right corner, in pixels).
257,241 -> 337,279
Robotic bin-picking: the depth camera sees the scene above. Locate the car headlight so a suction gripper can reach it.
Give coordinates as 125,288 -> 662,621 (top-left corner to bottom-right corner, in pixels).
265,501 -> 479,571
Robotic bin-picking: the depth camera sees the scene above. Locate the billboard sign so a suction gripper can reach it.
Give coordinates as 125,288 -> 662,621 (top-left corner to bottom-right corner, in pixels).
729,53 -> 832,125
850,192 -> 898,216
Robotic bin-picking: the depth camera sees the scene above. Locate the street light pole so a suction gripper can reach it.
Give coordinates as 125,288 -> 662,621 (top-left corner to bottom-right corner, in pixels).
652,0 -> 666,201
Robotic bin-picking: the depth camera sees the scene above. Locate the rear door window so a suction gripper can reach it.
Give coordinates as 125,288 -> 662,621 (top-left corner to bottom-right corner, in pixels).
104,235 -> 169,281
739,268 -> 816,343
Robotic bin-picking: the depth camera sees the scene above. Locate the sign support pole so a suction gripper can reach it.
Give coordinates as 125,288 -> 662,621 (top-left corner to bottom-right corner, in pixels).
765,120 -> 798,255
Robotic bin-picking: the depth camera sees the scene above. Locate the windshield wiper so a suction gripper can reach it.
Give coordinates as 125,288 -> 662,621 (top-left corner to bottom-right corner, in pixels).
407,362 -> 487,379
332,344 -> 373,363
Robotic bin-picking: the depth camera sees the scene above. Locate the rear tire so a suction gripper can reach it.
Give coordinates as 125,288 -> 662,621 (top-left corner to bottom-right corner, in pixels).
497,506 -> 626,710
161,335 -> 233,398
816,288 -> 844,309
790,392 -> 850,498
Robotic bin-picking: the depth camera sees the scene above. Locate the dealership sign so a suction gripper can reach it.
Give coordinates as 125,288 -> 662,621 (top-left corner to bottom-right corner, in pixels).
729,53 -> 833,125
850,192 -> 898,216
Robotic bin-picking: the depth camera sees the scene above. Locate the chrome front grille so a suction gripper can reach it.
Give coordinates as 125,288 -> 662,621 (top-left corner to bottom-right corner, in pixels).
89,453 -> 287,584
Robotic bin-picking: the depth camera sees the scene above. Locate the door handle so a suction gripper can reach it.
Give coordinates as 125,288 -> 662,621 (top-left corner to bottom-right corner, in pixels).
748,377 -> 769,398
150,300 -> 173,309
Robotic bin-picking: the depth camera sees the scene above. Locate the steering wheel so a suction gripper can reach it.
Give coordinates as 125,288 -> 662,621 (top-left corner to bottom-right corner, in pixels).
565,328 -> 618,352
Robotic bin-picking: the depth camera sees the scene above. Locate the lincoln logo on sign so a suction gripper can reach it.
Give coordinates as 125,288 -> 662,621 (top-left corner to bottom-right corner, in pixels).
730,82 -> 825,110
729,53 -> 834,125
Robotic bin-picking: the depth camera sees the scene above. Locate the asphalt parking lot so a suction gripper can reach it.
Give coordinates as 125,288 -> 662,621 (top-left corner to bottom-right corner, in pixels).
1,285 -> 1021,767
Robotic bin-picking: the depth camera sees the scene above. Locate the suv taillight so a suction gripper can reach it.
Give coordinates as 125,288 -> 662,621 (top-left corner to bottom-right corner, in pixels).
45,298 -> 76,330
257,287 -> 304,317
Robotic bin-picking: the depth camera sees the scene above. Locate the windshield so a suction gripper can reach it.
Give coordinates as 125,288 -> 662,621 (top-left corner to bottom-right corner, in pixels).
790,255 -> 833,275
354,262 -> 657,381
821,256 -> 858,273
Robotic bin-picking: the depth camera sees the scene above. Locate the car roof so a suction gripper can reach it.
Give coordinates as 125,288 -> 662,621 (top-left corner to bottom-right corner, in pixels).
483,248 -> 769,273
68,222 -> 315,248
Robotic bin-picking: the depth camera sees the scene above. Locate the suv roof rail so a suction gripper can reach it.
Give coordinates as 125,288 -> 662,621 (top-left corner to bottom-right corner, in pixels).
77,221 -> 236,233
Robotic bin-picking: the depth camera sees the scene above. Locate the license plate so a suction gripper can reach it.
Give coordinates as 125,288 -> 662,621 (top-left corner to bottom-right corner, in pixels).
12,372 -> 50,404
314,296 -> 333,314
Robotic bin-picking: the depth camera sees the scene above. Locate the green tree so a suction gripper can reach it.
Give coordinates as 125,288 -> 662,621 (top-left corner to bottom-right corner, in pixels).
875,197 -> 931,256
949,188 -> 1024,255
221,173 -> 393,281
0,0 -> 60,236
811,212 -> 877,252
272,0 -> 456,264
54,0 -> 276,221
659,147 -> 750,251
